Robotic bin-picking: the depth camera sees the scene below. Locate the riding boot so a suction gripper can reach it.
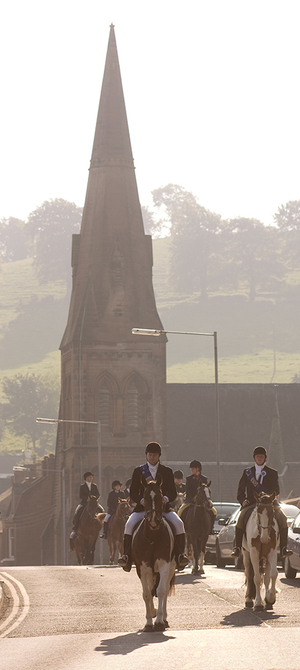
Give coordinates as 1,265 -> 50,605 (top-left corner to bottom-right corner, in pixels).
118,534 -> 132,572
175,533 -> 189,571
231,526 -> 244,558
279,527 -> 292,558
99,521 -> 108,539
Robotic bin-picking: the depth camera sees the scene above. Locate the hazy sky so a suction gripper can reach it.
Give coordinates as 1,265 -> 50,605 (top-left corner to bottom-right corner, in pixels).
1,0 -> 300,226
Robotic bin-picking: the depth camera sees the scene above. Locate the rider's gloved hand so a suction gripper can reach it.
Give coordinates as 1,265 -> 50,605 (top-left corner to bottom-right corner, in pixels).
162,496 -> 169,504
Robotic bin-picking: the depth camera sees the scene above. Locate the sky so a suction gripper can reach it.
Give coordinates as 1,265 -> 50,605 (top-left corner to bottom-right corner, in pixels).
1,0 -> 300,226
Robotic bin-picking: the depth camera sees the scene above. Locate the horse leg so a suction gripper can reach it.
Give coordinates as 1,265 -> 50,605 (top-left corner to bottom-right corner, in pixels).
153,561 -> 170,630
191,538 -> 199,574
265,550 -> 278,609
249,548 -> 264,611
140,565 -> 155,632
243,550 -> 255,608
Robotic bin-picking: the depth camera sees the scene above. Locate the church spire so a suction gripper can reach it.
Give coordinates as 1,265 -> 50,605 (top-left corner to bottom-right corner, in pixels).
61,25 -> 164,348
90,24 -> 134,170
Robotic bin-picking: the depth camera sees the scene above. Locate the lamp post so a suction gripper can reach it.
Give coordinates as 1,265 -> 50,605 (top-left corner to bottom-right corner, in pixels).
131,328 -> 221,500
36,417 -> 102,565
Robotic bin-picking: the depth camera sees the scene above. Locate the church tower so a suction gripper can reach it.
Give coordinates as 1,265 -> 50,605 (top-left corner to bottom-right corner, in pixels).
53,25 -> 166,562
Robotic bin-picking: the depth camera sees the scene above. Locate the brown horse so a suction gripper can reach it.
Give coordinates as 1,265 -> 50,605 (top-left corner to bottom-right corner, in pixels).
180,482 -> 212,575
132,480 -> 176,632
73,496 -> 105,565
107,498 -> 131,565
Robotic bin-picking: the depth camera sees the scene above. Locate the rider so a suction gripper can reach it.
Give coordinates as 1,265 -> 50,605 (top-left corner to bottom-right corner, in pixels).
101,480 -> 125,539
183,460 -> 216,533
174,470 -> 186,496
70,471 -> 104,546
231,446 -> 292,559
118,441 -> 189,572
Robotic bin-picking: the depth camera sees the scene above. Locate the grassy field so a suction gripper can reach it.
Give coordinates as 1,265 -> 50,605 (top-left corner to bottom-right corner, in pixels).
0,241 -> 300,387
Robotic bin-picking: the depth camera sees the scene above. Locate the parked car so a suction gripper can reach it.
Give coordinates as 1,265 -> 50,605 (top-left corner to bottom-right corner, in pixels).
284,510 -> 300,578
216,502 -> 299,569
205,502 -> 240,563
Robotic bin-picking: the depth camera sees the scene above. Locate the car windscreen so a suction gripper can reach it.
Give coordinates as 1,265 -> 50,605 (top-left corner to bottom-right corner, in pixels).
214,504 -> 239,521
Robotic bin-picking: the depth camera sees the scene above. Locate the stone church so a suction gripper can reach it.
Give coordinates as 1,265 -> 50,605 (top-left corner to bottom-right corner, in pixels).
52,25 -> 167,562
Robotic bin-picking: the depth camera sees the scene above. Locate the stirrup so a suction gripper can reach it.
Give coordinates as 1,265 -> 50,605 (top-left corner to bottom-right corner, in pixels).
177,553 -> 189,569
118,555 -> 131,572
281,547 -> 292,557
231,547 -> 241,558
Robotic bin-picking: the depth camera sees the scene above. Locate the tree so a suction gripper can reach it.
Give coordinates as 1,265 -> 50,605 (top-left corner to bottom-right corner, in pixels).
152,184 -> 223,298
0,217 -> 29,262
225,218 -> 283,301
273,200 -> 300,269
26,199 -> 82,287
1,374 -> 59,451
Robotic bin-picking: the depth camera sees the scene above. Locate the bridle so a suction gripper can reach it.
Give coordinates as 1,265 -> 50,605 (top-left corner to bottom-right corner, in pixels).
256,501 -> 275,532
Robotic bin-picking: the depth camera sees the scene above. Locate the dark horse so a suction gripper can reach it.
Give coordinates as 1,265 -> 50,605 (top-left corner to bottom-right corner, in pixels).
107,498 -> 131,565
73,495 -> 105,565
180,482 -> 212,575
132,479 -> 176,633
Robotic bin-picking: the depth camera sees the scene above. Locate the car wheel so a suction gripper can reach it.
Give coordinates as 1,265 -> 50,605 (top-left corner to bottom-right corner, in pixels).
216,540 -> 226,568
284,556 -> 297,579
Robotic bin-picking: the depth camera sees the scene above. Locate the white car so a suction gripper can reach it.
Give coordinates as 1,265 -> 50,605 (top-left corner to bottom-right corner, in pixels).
284,510 -> 300,578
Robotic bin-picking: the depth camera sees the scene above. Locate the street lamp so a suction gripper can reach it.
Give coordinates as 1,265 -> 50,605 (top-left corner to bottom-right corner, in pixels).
132,328 -> 221,499
36,417 -> 102,564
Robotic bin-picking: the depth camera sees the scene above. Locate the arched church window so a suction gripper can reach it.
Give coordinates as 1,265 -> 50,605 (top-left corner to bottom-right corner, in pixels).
127,380 -> 139,430
98,383 -> 111,427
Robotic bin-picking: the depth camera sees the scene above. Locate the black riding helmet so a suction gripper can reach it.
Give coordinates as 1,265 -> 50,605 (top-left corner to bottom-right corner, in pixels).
112,480 -> 122,488
174,470 -> 184,479
83,471 -> 94,479
145,441 -> 162,456
189,460 -> 202,470
253,446 -> 267,459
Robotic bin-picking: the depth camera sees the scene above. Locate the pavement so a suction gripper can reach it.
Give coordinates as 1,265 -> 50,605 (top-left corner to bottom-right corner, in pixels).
1,628 -> 300,670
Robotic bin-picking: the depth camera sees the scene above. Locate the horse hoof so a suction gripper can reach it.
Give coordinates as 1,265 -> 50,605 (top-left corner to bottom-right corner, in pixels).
199,568 -> 205,575
153,621 -> 166,632
191,568 -> 199,575
265,601 -> 273,610
143,624 -> 153,632
254,605 -> 264,612
245,601 -> 253,608
164,620 -> 169,628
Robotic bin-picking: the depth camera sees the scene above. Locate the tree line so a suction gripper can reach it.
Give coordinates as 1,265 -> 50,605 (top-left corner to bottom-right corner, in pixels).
1,189 -> 300,301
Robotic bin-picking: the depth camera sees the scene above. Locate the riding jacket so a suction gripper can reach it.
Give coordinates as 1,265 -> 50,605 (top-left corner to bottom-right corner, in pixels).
130,463 -> 177,512
79,482 -> 100,505
237,465 -> 279,506
107,489 -> 125,515
185,473 -> 209,503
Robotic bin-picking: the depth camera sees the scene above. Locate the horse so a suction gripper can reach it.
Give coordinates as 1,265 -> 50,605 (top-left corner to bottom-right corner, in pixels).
172,491 -> 185,514
132,479 -> 176,632
180,482 -> 212,575
107,498 -> 131,565
73,495 -> 105,565
242,492 -> 280,611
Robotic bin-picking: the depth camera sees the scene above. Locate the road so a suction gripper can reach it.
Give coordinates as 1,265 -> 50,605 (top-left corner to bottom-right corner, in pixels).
0,563 -> 300,670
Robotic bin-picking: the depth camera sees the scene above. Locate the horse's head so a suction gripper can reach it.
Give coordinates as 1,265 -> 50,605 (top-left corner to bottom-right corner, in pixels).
116,498 -> 131,520
143,480 -> 163,530
254,491 -> 277,544
86,495 -> 99,518
195,481 -> 213,509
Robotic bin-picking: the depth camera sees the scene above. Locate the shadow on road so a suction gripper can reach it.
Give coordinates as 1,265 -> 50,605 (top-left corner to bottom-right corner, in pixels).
280,576 -> 300,588
220,609 -> 286,627
174,570 -> 205,585
95,631 -> 176,655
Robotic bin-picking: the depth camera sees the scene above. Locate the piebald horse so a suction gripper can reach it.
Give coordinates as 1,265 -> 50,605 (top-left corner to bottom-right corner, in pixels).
132,479 -> 176,632
243,492 -> 280,611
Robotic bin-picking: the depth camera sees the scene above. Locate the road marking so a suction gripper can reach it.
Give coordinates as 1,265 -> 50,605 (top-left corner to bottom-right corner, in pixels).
0,572 -> 30,638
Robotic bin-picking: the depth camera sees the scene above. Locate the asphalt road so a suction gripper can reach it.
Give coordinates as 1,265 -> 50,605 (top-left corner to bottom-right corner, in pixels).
1,563 -> 300,670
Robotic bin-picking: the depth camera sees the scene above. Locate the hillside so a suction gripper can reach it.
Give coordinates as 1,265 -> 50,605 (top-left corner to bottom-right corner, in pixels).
0,241 -> 300,386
